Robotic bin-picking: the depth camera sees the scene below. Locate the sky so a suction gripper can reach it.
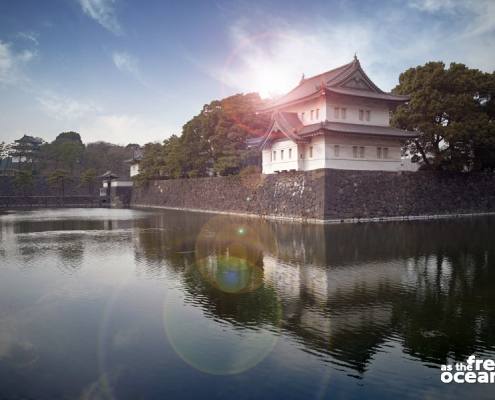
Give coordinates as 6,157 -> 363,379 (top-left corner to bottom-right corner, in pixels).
0,0 -> 494,146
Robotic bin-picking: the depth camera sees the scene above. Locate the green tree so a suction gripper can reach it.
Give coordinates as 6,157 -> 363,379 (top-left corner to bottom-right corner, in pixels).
136,142 -> 166,183
48,132 -> 85,173
47,169 -> 71,198
83,141 -> 134,177
161,135 -> 185,178
0,142 -> 9,159
180,93 -> 268,176
14,170 -> 34,195
138,93 -> 269,181
80,168 -> 97,194
392,62 -> 495,171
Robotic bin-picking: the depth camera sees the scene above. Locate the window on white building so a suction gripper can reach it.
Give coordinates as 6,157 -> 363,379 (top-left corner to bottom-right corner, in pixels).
301,112 -> 305,121
334,107 -> 340,119
281,149 -> 284,160
366,110 -> 371,121
360,147 -> 365,158
359,109 -> 364,121
273,151 -> 276,161
341,108 -> 347,119
383,147 -> 389,159
377,147 -> 382,159
316,109 -> 320,119
289,148 -> 292,159
352,146 -> 358,158
310,110 -> 314,120
309,146 -> 313,158
334,145 -> 340,157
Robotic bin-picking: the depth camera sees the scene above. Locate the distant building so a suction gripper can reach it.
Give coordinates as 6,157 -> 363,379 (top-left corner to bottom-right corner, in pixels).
125,148 -> 143,177
10,135 -> 43,164
250,57 -> 417,174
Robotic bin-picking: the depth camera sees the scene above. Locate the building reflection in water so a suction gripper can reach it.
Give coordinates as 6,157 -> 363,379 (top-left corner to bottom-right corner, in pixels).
134,211 -> 495,375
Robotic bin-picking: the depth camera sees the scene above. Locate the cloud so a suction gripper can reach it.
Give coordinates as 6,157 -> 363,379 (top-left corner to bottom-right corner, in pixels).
79,113 -> 171,145
17,31 -> 39,46
0,40 -> 35,85
36,91 -> 101,120
408,0 -> 495,36
206,3 -> 495,99
112,51 -> 141,79
408,0 -> 457,12
79,0 -> 122,35
208,19 -> 404,97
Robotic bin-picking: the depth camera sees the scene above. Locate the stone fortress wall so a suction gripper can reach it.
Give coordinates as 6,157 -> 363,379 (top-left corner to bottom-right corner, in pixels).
131,169 -> 495,222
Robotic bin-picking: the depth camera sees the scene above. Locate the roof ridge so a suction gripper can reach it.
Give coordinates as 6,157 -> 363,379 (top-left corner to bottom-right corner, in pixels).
278,60 -> 355,100
301,60 -> 354,84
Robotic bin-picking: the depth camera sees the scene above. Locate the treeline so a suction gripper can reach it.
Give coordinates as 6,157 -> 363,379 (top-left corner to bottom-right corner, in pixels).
0,132 -> 137,195
135,93 -> 269,182
392,61 -> 495,171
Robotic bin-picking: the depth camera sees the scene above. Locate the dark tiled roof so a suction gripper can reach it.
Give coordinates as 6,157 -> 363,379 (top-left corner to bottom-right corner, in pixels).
248,119 -> 417,149
99,171 -> 119,179
247,111 -> 305,148
274,112 -> 303,137
260,57 -> 408,110
299,121 -> 418,138
326,87 -> 409,102
14,135 -> 43,145
246,137 -> 264,147
265,61 -> 354,109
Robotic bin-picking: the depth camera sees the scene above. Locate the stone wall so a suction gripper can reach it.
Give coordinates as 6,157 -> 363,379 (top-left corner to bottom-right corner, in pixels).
132,171 -> 326,220
132,169 -> 495,222
0,195 -> 104,209
0,176 -> 103,209
324,170 -> 495,220
0,176 -> 96,196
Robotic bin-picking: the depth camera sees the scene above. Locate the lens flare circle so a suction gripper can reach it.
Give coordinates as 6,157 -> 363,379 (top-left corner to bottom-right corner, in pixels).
163,289 -> 281,376
194,216 -> 277,294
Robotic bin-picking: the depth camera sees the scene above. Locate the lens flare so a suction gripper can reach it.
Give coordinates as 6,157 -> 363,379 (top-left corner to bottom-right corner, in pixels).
162,216 -> 282,375
163,288 -> 281,375
194,216 -> 278,294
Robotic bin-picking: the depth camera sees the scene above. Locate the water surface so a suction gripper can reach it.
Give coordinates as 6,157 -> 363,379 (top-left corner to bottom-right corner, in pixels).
0,208 -> 494,399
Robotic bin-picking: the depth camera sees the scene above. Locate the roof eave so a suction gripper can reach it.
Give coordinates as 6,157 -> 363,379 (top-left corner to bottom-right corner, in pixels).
297,127 -> 418,139
257,91 -> 324,113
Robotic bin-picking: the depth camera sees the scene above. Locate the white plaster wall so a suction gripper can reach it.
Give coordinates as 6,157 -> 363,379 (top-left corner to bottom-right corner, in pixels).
111,181 -> 133,187
301,136 -> 326,171
323,135 -> 403,171
130,163 -> 140,177
326,99 -> 390,126
262,139 -> 299,174
262,134 -> 410,173
277,95 -> 390,127
283,96 -> 326,125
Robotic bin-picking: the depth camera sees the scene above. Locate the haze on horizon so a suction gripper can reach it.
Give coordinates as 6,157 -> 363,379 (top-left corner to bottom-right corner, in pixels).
1,0 -> 494,146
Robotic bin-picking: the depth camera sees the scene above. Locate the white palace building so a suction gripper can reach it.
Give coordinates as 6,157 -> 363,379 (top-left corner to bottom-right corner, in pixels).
250,56 -> 418,174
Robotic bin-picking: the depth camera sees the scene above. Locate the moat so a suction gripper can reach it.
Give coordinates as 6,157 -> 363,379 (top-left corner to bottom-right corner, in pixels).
0,208 -> 494,399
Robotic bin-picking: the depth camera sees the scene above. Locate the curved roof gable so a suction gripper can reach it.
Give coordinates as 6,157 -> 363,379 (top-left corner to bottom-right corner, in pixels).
261,57 -> 408,111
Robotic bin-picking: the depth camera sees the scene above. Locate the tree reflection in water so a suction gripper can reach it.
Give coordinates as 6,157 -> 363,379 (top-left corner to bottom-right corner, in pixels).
135,211 -> 495,375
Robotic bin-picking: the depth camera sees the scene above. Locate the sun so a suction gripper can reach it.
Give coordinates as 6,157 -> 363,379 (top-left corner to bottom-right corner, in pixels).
251,66 -> 295,99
